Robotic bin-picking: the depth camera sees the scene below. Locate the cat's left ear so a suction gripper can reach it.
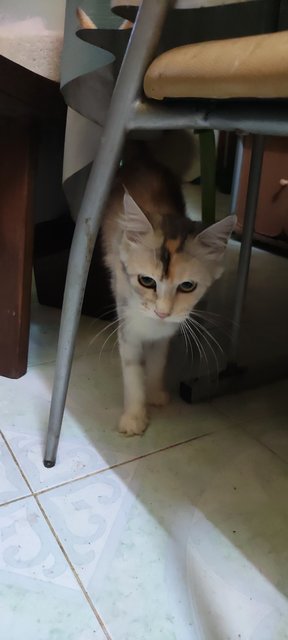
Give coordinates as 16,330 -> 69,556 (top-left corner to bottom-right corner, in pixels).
195,215 -> 236,261
122,190 -> 153,244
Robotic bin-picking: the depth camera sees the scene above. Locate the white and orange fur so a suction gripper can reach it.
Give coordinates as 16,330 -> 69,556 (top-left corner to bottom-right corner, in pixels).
101,151 -> 235,436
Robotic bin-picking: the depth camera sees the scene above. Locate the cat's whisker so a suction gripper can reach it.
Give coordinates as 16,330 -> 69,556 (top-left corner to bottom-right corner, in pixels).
110,330 -> 122,363
112,334 -> 120,357
183,320 -> 198,360
188,317 -> 222,356
96,308 -> 117,320
190,310 -> 229,328
180,325 -> 191,356
180,324 -> 188,357
87,316 -> 125,353
87,303 -> 123,327
192,308 -> 238,327
88,319 -> 119,349
187,317 -> 225,357
183,322 -> 194,361
193,326 -> 211,379
84,314 -> 114,333
186,319 -> 224,376
188,319 -> 220,379
185,321 -> 212,380
190,312 -> 233,340
184,319 -> 211,379
111,318 -> 128,358
99,320 -> 125,363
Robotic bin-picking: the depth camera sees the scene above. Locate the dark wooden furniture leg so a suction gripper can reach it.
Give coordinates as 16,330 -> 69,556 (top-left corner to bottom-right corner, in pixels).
0,118 -> 34,378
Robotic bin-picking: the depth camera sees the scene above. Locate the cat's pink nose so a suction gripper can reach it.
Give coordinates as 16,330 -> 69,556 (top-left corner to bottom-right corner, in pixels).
155,310 -> 169,319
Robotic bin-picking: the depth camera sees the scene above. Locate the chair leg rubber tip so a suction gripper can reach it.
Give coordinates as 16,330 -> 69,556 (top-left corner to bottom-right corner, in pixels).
43,459 -> 55,468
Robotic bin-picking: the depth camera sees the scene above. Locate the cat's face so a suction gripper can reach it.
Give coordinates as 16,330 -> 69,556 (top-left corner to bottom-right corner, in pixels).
120,193 -> 235,324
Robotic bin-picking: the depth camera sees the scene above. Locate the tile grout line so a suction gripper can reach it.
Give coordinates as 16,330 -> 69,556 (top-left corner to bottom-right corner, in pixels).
1,427 -> 227,500
210,405 -> 288,466
0,430 -> 34,494
1,432 -> 112,639
2,425 -> 214,640
238,424 -> 288,467
0,494 -> 32,509
34,494 -> 113,640
35,429 -> 217,496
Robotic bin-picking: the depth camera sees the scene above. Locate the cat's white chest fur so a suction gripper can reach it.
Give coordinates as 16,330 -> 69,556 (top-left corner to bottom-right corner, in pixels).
125,307 -> 177,343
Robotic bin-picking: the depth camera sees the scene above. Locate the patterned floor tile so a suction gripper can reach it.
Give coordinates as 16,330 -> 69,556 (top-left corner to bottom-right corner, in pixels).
0,434 -> 30,506
39,428 -> 288,640
0,497 -> 106,640
0,350 -> 231,492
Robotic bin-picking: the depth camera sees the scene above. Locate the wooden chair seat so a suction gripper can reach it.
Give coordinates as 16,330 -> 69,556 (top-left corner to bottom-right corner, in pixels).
144,30 -> 288,100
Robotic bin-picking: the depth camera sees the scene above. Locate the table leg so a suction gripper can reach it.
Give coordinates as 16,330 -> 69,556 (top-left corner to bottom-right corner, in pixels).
0,118 -> 34,378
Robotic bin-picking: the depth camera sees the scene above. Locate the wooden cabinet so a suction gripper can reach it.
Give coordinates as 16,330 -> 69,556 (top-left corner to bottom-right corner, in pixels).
236,136 -> 288,245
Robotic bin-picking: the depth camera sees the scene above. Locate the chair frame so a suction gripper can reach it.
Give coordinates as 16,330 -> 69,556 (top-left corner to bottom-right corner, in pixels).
44,0 -> 285,467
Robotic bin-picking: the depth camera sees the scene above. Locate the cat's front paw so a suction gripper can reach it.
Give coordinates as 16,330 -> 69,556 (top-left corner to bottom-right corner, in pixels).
147,390 -> 170,407
118,409 -> 148,436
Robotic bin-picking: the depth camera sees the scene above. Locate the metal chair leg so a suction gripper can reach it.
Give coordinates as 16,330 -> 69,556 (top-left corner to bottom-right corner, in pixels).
230,135 -> 244,215
229,134 -> 265,364
198,129 -> 216,225
44,0 -> 172,467
180,134 -> 264,404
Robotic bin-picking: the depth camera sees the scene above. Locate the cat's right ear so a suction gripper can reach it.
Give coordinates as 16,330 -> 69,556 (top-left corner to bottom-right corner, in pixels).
122,191 -> 153,245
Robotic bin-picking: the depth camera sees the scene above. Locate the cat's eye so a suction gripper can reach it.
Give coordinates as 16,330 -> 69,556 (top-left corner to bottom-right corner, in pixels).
178,281 -> 197,293
138,275 -> 156,289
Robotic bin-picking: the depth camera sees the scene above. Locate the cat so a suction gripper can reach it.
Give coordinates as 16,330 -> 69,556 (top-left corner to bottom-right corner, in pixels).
101,147 -> 236,436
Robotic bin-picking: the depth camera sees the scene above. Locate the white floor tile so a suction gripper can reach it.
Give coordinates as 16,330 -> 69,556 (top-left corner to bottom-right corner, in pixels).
28,302 -> 116,368
0,348 -> 231,492
1,183 -> 288,639
0,496 -> 107,639
39,428 -> 288,640
0,434 -> 30,505
214,379 -> 288,464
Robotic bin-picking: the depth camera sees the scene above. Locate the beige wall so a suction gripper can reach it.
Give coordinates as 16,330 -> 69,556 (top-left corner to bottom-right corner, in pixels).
0,0 -> 65,30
